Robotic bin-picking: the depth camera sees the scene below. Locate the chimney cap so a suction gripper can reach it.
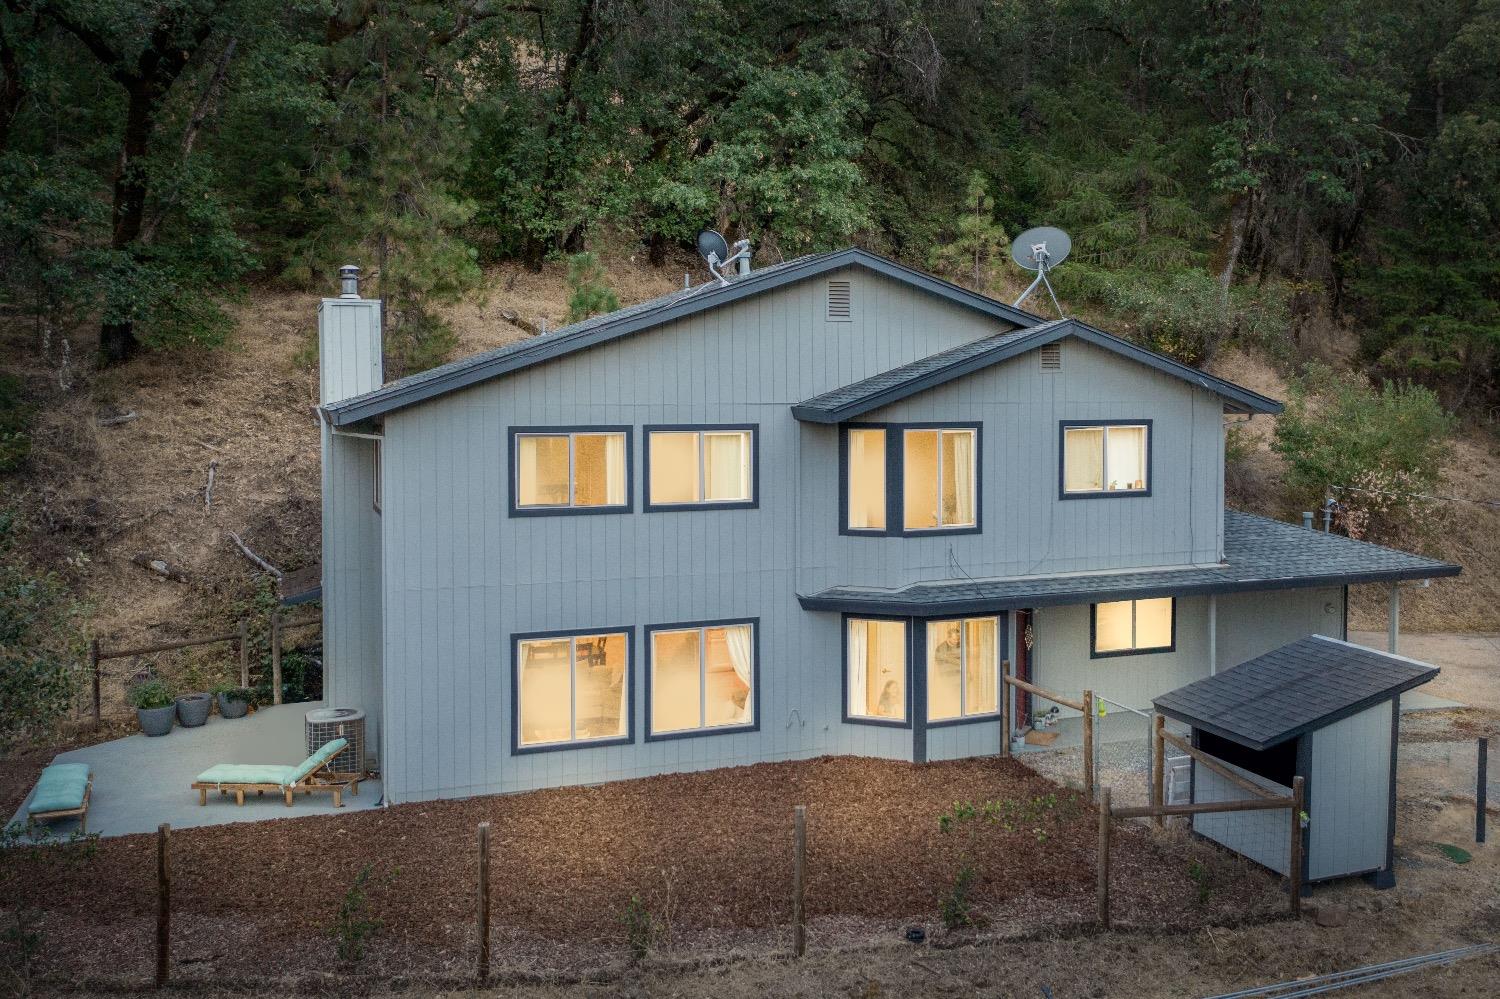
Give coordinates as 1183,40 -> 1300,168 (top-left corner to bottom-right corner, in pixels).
338,264 -> 361,299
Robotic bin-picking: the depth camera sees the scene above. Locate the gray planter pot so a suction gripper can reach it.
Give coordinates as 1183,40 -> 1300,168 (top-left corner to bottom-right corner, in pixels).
217,693 -> 249,719
175,693 -> 212,728
137,705 -> 176,737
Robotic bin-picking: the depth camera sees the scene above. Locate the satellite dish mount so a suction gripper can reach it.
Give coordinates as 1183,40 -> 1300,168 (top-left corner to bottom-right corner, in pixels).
1010,226 -> 1071,318
696,229 -> 752,286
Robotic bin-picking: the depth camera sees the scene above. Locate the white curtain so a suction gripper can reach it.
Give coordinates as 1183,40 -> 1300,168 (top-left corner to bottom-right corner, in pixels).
1105,426 -> 1147,491
1064,427 -> 1105,492
847,620 -> 868,716
948,430 -> 975,526
605,433 -> 626,505
725,625 -> 754,721
705,432 -> 749,500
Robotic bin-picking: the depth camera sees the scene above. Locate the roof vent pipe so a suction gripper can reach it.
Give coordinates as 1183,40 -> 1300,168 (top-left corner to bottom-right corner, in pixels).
736,241 -> 752,276
1302,511 -> 1314,530
338,264 -> 361,299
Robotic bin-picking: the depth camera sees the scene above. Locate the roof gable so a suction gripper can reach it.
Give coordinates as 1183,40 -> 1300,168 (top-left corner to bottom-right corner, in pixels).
1152,635 -> 1438,750
323,249 -> 1042,427
791,318 -> 1282,423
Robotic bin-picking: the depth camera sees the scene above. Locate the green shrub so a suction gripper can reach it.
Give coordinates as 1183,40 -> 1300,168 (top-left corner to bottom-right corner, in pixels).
939,864 -> 979,930
332,865 -> 383,963
0,376 -> 34,474
0,510 -> 82,750
126,678 -> 174,710
1271,365 -> 1454,540
619,894 -> 658,961
564,253 -> 619,324
210,683 -> 256,705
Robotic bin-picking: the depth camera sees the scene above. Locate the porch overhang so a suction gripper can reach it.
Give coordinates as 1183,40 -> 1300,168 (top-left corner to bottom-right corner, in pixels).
796,510 -> 1459,616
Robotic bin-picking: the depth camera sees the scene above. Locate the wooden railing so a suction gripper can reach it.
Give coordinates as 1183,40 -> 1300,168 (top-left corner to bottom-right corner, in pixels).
999,661 -> 1095,798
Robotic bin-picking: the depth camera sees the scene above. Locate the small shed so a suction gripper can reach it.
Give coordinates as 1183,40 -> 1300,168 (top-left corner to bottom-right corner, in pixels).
1153,635 -> 1438,889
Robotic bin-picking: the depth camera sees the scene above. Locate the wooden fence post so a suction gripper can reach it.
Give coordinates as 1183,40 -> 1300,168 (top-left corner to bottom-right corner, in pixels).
1289,776 -> 1305,917
793,804 -> 807,957
238,619 -> 249,688
90,639 -> 101,728
1000,664 -> 1011,759
477,822 -> 491,982
270,611 -> 283,706
1478,737 -> 1488,846
156,823 -> 171,987
1152,715 -> 1165,828
1096,787 -> 1111,929
1082,689 -> 1095,799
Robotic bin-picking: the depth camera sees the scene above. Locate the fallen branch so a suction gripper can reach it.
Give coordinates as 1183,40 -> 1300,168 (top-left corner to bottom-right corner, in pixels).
203,460 -> 218,511
131,553 -> 190,583
498,309 -> 541,336
229,531 -> 283,579
97,410 -> 139,427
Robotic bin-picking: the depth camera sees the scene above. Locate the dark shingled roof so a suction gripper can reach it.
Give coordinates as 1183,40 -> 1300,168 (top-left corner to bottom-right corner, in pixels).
796,510 -> 1459,615
1152,635 -> 1438,750
791,319 -> 1281,422
323,248 -> 1041,426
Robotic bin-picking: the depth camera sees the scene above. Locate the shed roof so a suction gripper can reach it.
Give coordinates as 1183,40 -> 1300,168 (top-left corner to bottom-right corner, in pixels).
1151,635 -> 1438,750
322,248 -> 1040,427
796,510 -> 1459,615
790,318 -> 1282,421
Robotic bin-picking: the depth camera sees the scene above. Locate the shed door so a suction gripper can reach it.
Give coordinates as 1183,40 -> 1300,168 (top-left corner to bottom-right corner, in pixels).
1308,701 -> 1394,880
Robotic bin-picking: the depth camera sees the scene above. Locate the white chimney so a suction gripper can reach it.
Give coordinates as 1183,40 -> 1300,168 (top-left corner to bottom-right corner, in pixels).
318,264 -> 382,404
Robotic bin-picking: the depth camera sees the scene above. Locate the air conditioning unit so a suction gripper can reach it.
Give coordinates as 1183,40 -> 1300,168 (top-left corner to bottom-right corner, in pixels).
305,707 -> 366,776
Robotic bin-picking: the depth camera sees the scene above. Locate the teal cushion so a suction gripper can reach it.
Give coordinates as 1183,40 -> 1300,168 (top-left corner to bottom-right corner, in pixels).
196,763 -> 297,786
287,738 -> 348,786
29,763 -> 90,814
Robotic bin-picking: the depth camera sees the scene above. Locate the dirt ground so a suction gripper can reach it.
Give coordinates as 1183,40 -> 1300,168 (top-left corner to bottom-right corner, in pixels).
0,755 -> 1290,990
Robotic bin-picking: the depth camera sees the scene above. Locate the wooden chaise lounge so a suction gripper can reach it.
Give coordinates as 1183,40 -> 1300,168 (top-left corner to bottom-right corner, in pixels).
27,763 -> 92,833
191,737 -> 359,807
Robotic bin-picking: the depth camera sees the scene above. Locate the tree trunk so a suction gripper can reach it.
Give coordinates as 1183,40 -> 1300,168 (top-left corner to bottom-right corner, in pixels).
99,80 -> 161,363
1218,195 -> 1251,308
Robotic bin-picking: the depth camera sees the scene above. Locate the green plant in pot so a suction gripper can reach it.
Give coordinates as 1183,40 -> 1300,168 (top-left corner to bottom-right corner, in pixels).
127,679 -> 176,737
211,684 -> 255,720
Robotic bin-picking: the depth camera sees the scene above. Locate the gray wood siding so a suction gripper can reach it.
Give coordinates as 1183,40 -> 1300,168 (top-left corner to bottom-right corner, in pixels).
1214,587 -> 1345,671
1192,761 -> 1292,875
321,430 -> 384,757
370,268 -> 1270,800
1307,702 -> 1392,879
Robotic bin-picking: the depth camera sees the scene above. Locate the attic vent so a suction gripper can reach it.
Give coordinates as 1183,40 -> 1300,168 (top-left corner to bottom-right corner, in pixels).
826,279 -> 853,322
1039,342 -> 1062,372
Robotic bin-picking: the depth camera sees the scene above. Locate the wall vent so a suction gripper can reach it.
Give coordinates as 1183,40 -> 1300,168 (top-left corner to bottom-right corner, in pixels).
1039,342 -> 1062,372
826,279 -> 853,322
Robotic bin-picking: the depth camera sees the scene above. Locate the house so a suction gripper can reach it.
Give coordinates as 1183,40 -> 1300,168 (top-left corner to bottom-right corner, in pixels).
314,249 -> 1459,804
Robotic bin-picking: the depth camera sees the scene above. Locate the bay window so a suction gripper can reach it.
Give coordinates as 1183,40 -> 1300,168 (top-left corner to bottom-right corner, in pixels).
648,620 -> 756,737
840,423 -> 980,535
904,427 -> 977,530
1061,421 -> 1150,497
846,428 -> 887,531
511,428 -> 630,514
846,617 -> 908,723
1092,598 -> 1175,656
515,630 -> 630,750
645,426 -> 756,509
926,617 -> 999,722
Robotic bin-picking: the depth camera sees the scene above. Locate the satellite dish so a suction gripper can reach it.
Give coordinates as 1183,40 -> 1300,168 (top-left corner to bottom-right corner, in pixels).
1010,226 -> 1072,272
696,229 -> 729,265
1009,225 -> 1070,318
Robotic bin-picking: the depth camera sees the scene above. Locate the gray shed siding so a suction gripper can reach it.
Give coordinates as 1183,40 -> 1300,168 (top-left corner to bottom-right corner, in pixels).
1192,761 -> 1292,875
1306,701 -> 1393,880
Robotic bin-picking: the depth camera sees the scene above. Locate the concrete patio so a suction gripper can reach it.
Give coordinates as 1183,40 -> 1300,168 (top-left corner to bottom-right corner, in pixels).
9,701 -> 382,839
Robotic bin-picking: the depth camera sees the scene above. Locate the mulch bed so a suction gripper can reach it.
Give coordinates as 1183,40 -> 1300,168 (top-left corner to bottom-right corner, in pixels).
0,755 -> 1283,983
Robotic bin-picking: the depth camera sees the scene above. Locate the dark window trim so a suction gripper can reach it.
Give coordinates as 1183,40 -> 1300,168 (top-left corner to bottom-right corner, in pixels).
838,421 -> 982,537
643,424 -> 760,512
643,617 -> 761,742
507,425 -> 634,517
841,612 -> 914,729
922,613 -> 1008,728
510,625 -> 636,756
1089,597 -> 1177,659
1057,419 -> 1154,500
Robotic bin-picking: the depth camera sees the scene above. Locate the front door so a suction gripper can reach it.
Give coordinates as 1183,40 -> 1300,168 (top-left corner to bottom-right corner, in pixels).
1013,609 -> 1034,729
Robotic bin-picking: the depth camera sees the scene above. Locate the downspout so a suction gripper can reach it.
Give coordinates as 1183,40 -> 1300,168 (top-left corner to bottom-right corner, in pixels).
1387,583 -> 1400,654
1207,594 -> 1218,676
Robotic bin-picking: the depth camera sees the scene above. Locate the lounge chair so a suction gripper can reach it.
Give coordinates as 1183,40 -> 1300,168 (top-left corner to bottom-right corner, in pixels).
191,738 -> 359,807
27,763 -> 92,833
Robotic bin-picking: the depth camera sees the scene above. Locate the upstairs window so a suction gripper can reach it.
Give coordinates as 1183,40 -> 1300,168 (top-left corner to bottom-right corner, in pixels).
841,424 -> 980,536
1061,421 -> 1150,498
903,428 -> 977,531
1092,598 -> 1175,657
512,428 -> 629,514
927,617 -> 999,722
645,426 -> 756,510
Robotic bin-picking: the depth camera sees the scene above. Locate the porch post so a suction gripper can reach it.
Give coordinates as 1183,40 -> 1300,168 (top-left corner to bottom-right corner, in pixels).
1387,583 -> 1400,654
1207,594 -> 1218,676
